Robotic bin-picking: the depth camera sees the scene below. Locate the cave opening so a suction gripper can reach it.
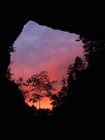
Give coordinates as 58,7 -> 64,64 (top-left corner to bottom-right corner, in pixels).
10,20 -> 84,110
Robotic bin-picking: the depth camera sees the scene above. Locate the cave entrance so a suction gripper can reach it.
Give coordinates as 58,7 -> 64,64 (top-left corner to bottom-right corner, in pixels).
10,20 -> 84,110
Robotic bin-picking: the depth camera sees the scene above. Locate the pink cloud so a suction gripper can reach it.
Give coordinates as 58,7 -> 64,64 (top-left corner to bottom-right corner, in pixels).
11,20 -> 84,109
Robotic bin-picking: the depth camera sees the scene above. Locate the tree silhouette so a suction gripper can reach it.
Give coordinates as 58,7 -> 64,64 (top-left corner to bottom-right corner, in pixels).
67,56 -> 86,102
82,39 -> 105,67
67,56 -> 86,80
81,39 -> 105,107
16,77 -> 28,99
29,93 -> 43,109
5,64 -> 13,81
50,56 -> 85,110
59,39 -> 105,128
26,71 -> 57,108
50,77 -> 68,109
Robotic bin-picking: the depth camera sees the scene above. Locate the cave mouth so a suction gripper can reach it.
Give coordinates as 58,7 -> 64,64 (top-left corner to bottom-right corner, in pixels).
10,20 -> 84,109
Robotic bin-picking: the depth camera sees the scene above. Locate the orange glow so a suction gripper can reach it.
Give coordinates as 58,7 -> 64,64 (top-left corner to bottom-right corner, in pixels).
35,97 -> 52,110
19,79 -> 59,109
25,97 -> 52,110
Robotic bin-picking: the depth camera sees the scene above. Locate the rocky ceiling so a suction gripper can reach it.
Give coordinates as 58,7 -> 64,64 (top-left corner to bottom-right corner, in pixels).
0,4 -> 104,78
1,3 -> 105,47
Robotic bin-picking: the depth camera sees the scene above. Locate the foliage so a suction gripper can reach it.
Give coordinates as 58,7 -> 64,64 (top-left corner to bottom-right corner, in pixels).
50,56 -> 86,110
26,71 -> 56,94
17,71 -> 57,107
50,77 -> 68,109
5,65 -> 13,80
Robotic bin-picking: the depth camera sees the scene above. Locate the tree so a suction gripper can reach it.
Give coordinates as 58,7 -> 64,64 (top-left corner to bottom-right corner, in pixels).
67,56 -> 86,84
5,64 -> 13,80
16,77 -> 29,100
50,56 -> 86,110
26,71 -> 57,108
81,39 -> 105,67
50,77 -> 68,109
29,93 -> 43,109
80,39 -> 105,106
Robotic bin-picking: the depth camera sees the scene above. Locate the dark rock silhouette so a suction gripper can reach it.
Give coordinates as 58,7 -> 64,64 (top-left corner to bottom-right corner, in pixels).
0,4 -> 104,138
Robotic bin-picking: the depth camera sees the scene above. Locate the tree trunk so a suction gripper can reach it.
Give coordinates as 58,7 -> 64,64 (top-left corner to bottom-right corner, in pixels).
39,99 -> 40,109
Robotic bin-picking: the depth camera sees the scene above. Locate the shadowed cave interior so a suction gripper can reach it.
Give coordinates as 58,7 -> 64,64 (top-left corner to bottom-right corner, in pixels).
0,5 -> 105,137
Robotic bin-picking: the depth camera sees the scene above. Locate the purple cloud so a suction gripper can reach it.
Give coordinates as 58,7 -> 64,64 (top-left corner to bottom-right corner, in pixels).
11,20 -> 84,108
11,20 -> 83,81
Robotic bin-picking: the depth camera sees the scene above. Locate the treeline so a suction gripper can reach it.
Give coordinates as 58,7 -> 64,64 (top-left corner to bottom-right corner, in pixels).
4,37 -> 105,137
10,38 -> 105,122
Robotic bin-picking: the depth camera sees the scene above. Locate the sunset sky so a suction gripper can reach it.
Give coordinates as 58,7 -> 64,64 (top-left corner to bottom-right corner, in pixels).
11,20 -> 83,109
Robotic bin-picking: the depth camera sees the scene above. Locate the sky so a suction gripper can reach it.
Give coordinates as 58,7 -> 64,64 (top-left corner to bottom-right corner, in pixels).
11,20 -> 83,109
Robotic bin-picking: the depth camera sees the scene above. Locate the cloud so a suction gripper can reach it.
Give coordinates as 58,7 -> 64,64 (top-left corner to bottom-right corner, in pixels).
11,20 -> 83,108
11,20 -> 83,80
